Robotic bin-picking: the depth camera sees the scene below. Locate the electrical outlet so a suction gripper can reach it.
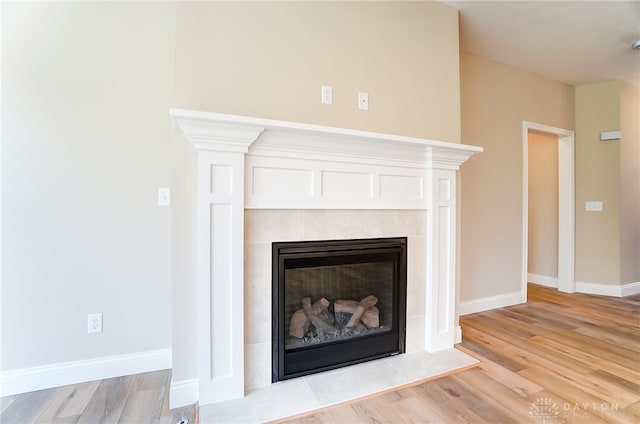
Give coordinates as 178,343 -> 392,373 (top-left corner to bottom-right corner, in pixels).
88,313 -> 103,334
358,91 -> 369,110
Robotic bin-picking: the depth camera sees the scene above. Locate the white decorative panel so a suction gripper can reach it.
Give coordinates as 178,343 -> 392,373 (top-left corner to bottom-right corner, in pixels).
437,206 -> 451,334
438,178 -> 451,202
210,204 -> 233,378
195,150 -> 247,404
210,165 -> 232,195
252,167 -> 313,198
321,170 -> 373,198
380,174 -> 423,200
424,169 -> 458,352
246,158 -> 429,209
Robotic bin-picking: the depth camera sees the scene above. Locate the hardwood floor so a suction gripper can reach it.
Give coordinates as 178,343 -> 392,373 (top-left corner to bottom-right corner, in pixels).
3,284 -> 638,423
0,369 -> 197,424
279,284 -> 640,423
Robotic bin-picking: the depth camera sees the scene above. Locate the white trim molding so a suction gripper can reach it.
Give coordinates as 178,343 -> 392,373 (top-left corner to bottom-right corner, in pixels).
170,109 -> 482,406
621,282 -> 640,297
454,325 -> 463,344
456,281 -> 639,317
527,273 -> 559,288
0,349 -> 171,398
522,121 -> 575,298
458,291 -> 524,316
170,378 -> 199,409
576,281 -> 640,297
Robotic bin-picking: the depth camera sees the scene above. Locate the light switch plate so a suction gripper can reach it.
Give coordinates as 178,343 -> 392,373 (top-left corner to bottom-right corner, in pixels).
321,85 -> 332,105
585,201 -> 603,211
158,188 -> 171,207
600,131 -> 620,141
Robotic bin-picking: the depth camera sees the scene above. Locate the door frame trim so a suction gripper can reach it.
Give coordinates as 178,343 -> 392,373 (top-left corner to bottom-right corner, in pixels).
522,121 -> 575,299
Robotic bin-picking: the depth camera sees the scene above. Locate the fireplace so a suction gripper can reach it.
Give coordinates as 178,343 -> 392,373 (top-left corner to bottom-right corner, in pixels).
169,109 -> 482,407
272,237 -> 407,381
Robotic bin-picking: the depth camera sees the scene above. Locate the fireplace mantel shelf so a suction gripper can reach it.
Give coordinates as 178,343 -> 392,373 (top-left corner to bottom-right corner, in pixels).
170,108 -> 482,168
170,108 -> 482,407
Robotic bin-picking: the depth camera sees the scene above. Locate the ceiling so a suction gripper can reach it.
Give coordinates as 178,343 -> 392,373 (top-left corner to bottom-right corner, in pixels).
442,1 -> 640,86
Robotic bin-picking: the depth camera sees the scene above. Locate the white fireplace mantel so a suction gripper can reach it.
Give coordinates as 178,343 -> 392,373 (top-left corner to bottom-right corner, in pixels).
170,108 -> 482,406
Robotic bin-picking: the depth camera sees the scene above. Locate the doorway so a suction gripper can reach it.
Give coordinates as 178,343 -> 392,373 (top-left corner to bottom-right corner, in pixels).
528,130 -> 559,288
522,122 -> 575,299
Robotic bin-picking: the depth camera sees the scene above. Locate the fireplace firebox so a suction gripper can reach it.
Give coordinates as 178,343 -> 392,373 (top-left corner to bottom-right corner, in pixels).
272,237 -> 407,382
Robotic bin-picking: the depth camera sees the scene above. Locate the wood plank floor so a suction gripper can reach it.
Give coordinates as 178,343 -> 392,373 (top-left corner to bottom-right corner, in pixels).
2,284 -> 638,423
278,284 -> 640,423
0,369 -> 197,424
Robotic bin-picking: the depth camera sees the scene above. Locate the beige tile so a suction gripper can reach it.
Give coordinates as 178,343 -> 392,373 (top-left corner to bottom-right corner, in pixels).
245,209 -> 303,244
302,210 -> 386,240
406,237 -> 427,317
385,210 -> 427,237
244,243 -> 272,345
383,348 -> 478,382
303,359 -> 407,407
200,377 -> 320,423
244,299 -> 271,345
405,315 -> 425,353
244,342 -> 272,391
243,242 -> 271,286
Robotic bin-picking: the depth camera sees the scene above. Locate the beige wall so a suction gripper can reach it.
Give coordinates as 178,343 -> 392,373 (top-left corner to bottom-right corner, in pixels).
2,3 -> 176,370
619,81 -> 640,284
527,131 -> 558,279
459,52 -> 574,302
575,82 -> 621,285
173,1 -> 461,142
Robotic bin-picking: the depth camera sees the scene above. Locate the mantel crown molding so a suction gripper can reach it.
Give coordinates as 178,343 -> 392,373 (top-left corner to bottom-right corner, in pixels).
170,108 -> 482,164
170,108 -> 265,153
425,145 -> 482,170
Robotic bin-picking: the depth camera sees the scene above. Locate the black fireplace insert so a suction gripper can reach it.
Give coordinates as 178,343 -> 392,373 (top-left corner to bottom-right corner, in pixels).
272,237 -> 407,382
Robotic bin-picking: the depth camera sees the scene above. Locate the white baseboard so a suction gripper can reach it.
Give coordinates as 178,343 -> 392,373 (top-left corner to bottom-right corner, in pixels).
455,281 -> 639,318
576,281 -> 640,297
527,273 -> 558,288
458,291 -> 523,316
621,282 -> 640,297
0,348 -> 171,397
170,378 -> 199,409
454,325 -> 462,344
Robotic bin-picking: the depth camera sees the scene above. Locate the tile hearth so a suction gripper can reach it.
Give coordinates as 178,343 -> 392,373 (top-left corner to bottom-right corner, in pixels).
200,348 -> 478,423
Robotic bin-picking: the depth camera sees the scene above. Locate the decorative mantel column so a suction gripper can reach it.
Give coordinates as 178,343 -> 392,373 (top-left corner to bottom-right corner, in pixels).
423,147 -> 477,351
170,108 -> 482,406
171,110 -> 265,404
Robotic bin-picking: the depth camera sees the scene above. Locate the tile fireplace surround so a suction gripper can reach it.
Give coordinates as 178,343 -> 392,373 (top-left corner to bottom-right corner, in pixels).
170,109 -> 482,419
